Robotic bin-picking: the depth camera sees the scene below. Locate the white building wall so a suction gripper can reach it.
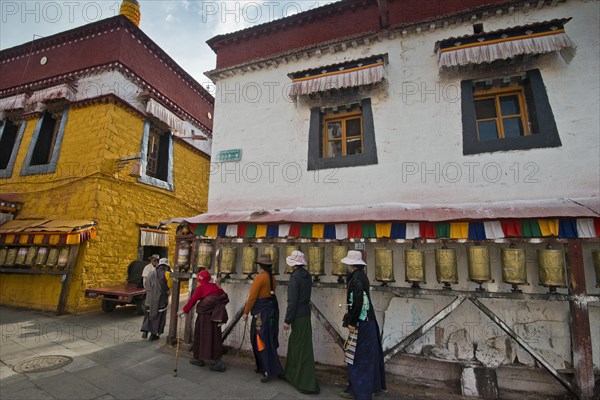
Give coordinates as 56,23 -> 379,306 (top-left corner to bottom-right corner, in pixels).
208,1 -> 599,213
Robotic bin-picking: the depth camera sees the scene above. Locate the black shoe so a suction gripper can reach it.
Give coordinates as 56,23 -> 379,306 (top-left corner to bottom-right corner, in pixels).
261,373 -> 274,383
189,359 -> 205,366
210,360 -> 226,372
149,334 -> 160,341
141,331 -> 148,339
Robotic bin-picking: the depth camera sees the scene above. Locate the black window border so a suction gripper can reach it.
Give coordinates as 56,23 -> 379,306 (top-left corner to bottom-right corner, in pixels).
308,98 -> 378,170
461,69 -> 561,155
0,118 -> 26,178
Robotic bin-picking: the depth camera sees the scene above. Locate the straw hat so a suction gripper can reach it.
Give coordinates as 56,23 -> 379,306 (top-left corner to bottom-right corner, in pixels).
148,254 -> 160,261
255,254 -> 274,266
286,250 -> 307,267
340,250 -> 366,266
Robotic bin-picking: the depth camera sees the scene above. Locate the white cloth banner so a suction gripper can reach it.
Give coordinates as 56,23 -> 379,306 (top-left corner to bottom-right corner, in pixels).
278,224 -> 290,238
0,94 -> 28,112
438,33 -> 574,68
290,64 -> 385,97
484,221 -> 505,239
225,224 -> 238,237
576,218 -> 596,238
335,224 -> 348,240
140,228 -> 169,247
146,98 -> 184,136
27,84 -> 76,105
405,223 -> 420,240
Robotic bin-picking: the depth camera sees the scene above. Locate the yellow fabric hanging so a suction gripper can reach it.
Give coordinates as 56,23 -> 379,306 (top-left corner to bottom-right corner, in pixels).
255,225 -> 267,238
450,222 -> 469,239
312,224 -> 324,239
538,219 -> 559,236
376,223 -> 391,238
205,225 -> 218,238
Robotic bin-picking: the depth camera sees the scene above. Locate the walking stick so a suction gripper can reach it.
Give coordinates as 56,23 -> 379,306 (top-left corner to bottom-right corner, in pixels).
173,313 -> 184,377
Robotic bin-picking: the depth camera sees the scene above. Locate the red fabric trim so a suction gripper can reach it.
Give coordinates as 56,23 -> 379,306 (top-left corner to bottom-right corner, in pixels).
289,223 -> 302,237
237,224 -> 247,238
420,222 -> 436,239
347,223 -> 362,238
501,219 -> 522,237
594,218 -> 600,237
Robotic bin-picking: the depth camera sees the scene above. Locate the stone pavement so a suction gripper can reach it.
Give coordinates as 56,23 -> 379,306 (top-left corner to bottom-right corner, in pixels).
0,305 -> 476,400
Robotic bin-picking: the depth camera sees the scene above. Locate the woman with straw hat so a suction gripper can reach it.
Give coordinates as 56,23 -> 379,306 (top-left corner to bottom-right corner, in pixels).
242,254 -> 283,382
283,250 -> 319,394
339,251 -> 386,400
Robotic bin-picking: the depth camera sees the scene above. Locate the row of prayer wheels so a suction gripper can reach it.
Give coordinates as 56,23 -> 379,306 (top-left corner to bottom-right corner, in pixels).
0,246 -> 70,269
177,241 -> 600,291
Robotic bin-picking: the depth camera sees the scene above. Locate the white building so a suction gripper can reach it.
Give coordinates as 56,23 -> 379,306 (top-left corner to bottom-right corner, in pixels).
174,0 -> 599,398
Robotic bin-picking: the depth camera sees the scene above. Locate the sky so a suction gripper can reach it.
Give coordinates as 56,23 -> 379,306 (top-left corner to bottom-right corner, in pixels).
0,0 -> 337,94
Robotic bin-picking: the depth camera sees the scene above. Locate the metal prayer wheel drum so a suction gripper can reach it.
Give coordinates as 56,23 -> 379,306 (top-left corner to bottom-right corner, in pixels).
5,248 -> 18,267
435,247 -> 458,286
308,246 -> 325,279
593,250 -> 600,288
467,246 -> 492,284
0,247 -> 7,266
25,246 -> 38,267
374,248 -> 395,284
242,246 -> 258,275
57,247 -> 69,269
220,246 -> 237,275
284,245 -> 300,274
405,248 -> 426,284
537,246 -> 566,289
176,240 -> 191,269
15,247 -> 28,266
35,247 -> 49,266
262,246 -> 279,275
332,245 -> 348,277
46,248 -> 59,267
194,243 -> 213,269
501,247 -> 528,285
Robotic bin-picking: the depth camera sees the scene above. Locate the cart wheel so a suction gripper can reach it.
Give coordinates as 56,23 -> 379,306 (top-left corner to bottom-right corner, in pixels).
135,298 -> 145,316
102,300 -> 117,313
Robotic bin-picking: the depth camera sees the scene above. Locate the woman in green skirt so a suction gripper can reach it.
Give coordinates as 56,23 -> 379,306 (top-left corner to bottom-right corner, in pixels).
283,250 -> 320,394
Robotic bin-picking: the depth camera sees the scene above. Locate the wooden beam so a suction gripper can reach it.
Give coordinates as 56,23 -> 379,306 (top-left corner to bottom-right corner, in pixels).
376,0 -> 389,29
383,295 -> 467,362
566,241 -> 595,399
469,297 -> 575,395
56,244 -> 80,315
310,301 -> 345,350
222,304 -> 245,342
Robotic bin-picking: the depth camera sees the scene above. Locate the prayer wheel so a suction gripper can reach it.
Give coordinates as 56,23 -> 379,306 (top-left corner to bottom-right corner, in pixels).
308,246 -> 325,281
220,246 -> 237,277
537,244 -> 566,291
46,248 -> 59,267
57,247 -> 69,269
332,245 -> 348,283
194,242 -> 213,269
405,246 -> 426,288
593,250 -> 600,288
15,247 -> 28,266
24,246 -> 37,267
0,247 -> 7,266
374,248 -> 395,285
35,247 -> 49,266
242,246 -> 257,276
176,240 -> 191,270
262,246 -> 279,275
501,245 -> 528,292
467,245 -> 492,291
284,245 -> 300,274
5,248 -> 18,267
435,246 -> 458,289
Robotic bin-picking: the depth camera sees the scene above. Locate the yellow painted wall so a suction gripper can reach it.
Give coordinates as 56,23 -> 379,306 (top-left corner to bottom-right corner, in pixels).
0,101 -> 209,313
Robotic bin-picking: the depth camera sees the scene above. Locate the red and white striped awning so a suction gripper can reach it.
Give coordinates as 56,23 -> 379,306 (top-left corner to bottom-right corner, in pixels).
26,83 -> 77,106
436,19 -> 574,68
146,98 -> 185,137
289,55 -> 386,97
0,94 -> 28,112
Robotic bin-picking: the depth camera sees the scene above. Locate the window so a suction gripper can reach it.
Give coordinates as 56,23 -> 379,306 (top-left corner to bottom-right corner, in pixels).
461,69 -> 561,155
0,117 -> 25,178
308,98 -> 377,170
139,121 -> 173,190
21,107 -> 69,176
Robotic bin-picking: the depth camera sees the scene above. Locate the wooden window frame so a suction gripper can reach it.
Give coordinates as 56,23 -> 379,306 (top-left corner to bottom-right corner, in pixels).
474,85 -> 531,140
146,129 -> 160,178
138,120 -> 174,191
322,109 -> 363,158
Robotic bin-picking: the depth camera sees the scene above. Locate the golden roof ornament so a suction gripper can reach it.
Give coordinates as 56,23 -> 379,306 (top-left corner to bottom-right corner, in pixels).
120,0 -> 141,26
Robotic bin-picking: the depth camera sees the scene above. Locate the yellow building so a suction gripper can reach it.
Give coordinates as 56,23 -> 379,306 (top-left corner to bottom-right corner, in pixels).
0,1 -> 213,314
